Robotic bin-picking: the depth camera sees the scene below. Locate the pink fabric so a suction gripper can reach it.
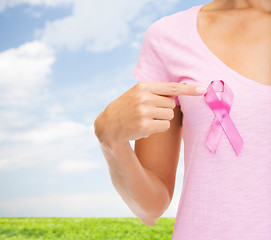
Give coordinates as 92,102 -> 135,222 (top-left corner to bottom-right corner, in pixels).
204,80 -> 244,156
132,3 -> 271,240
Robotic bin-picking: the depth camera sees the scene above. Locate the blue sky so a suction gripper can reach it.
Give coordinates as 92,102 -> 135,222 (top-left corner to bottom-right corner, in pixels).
0,0 -> 210,217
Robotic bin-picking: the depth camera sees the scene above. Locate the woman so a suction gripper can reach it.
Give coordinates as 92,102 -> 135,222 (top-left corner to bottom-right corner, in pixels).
94,0 -> 271,239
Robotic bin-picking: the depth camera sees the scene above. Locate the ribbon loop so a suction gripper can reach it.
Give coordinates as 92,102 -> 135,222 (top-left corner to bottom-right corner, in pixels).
204,80 -> 244,156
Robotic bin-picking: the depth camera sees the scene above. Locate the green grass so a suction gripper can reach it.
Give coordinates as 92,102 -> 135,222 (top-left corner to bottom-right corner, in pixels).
0,217 -> 175,240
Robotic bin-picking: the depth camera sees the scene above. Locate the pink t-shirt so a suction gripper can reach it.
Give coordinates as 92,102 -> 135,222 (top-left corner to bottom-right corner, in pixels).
132,3 -> 271,240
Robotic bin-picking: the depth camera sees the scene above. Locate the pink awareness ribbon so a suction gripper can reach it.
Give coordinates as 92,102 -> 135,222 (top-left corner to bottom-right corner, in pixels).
203,80 -> 244,156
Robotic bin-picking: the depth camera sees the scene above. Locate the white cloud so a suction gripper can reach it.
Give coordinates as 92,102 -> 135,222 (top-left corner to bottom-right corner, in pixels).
46,103 -> 65,119
0,120 -> 103,173
1,0 -> 179,52
0,192 -> 132,217
37,0 -> 179,52
0,0 -> 74,12
0,159 -> 184,217
0,62 -> 137,174
6,121 -> 89,145
0,190 -> 181,217
50,64 -> 137,113
0,40 -> 55,106
0,0 -> 186,218
56,159 -> 101,175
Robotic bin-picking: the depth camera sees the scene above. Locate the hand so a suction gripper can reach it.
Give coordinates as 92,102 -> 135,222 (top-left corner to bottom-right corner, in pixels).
94,81 -> 206,145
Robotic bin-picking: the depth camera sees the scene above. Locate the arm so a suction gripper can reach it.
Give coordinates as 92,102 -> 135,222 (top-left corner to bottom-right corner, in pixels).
94,105 -> 183,226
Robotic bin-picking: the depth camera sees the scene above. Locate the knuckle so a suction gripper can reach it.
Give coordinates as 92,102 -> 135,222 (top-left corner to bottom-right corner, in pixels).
164,108 -> 174,120
137,94 -> 149,104
138,119 -> 149,131
162,121 -> 171,131
168,109 -> 174,120
136,81 -> 148,91
171,99 -> 176,109
169,82 -> 178,93
144,134 -> 151,139
137,105 -> 147,117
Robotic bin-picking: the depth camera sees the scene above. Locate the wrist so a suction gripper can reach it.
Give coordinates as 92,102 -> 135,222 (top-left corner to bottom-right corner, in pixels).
94,107 -> 128,149
94,112 -> 112,146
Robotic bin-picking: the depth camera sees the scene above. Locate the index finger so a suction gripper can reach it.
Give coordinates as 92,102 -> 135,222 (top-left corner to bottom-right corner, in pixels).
146,81 -> 207,96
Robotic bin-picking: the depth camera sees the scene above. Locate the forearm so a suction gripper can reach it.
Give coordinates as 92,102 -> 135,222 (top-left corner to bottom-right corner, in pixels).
94,112 -> 170,225
99,140 -> 170,225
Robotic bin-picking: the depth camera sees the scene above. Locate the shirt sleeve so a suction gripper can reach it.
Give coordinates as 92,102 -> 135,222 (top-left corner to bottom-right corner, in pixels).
131,22 -> 180,106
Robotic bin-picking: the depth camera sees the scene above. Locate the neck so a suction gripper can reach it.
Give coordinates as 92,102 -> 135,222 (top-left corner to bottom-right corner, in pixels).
210,0 -> 271,13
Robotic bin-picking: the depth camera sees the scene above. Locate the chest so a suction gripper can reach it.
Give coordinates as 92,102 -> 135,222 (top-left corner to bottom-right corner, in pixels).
197,11 -> 271,86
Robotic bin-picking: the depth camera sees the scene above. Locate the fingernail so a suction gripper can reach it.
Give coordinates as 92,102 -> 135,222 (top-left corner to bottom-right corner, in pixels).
195,86 -> 207,94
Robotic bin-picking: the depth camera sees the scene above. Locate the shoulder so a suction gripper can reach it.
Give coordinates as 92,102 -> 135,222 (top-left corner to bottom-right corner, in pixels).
146,5 -> 197,39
